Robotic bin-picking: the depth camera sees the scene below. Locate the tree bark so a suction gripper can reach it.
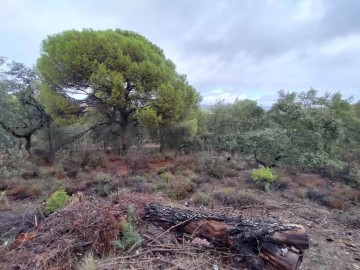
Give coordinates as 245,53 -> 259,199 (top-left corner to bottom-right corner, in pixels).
144,203 -> 309,270
159,126 -> 165,153
24,135 -> 31,154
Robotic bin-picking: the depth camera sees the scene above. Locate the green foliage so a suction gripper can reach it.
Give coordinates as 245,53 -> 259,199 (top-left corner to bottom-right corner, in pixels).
0,60 -> 47,149
113,206 -> 141,250
251,167 -> 277,191
37,29 -> 200,153
44,190 -> 69,216
207,99 -> 265,153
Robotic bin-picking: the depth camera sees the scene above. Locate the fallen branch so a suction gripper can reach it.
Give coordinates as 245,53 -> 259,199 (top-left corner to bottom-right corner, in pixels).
144,203 -> 309,270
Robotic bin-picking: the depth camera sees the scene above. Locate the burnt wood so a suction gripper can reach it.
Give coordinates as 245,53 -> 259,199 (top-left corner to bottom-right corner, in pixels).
144,203 -> 309,270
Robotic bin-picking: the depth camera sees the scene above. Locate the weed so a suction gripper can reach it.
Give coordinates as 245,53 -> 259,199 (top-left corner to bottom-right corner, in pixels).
160,171 -> 174,183
194,192 -> 212,206
237,191 -> 259,205
306,188 -> 328,205
155,180 -> 167,190
0,191 -> 8,206
95,173 -> 111,197
213,187 -> 237,205
113,206 -> 141,250
77,253 -> 97,270
213,188 -> 259,206
169,178 -> 195,200
44,190 -> 69,216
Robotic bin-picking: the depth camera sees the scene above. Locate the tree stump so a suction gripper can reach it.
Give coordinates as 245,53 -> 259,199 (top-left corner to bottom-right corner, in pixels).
144,203 -> 309,270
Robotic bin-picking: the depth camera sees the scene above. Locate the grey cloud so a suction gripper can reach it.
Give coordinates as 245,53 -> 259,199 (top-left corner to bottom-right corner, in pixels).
1,0 -> 359,103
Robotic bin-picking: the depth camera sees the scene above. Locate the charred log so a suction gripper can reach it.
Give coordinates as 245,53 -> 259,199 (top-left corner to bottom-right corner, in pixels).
144,203 -> 309,270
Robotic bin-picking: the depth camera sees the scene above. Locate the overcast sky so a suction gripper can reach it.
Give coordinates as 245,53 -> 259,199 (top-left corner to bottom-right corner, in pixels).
1,0 -> 360,105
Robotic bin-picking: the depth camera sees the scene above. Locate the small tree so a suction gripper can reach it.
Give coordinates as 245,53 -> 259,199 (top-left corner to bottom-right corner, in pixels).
0,60 -> 47,153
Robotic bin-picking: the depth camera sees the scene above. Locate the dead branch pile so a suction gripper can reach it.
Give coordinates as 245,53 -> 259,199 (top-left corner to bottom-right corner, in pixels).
5,200 -> 126,270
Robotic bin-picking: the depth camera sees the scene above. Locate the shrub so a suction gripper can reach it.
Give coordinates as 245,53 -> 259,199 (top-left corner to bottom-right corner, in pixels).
169,179 -> 195,200
251,167 -> 277,191
113,206 -> 141,250
237,191 -> 259,205
0,149 -> 37,180
0,191 -> 8,206
213,188 -> 260,206
213,187 -> 237,205
95,173 -> 111,197
194,192 -> 212,206
160,171 -> 174,183
195,155 -> 227,179
45,190 -> 69,216
155,180 -> 167,190
306,188 -> 328,205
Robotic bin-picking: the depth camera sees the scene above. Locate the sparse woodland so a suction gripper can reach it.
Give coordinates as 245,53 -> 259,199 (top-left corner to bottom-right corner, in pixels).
0,30 -> 359,270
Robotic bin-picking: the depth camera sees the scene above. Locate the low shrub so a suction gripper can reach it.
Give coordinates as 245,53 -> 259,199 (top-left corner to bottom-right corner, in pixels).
306,188 -> 328,205
327,196 -> 345,210
251,167 -> 277,191
195,155 -> 227,179
113,206 -> 141,250
213,187 -> 237,206
213,188 -> 260,206
95,173 -> 112,197
0,191 -> 8,206
155,180 -> 167,190
0,149 -> 37,180
237,191 -> 260,205
160,171 -> 174,183
194,192 -> 212,206
44,190 -> 69,216
169,179 -> 195,200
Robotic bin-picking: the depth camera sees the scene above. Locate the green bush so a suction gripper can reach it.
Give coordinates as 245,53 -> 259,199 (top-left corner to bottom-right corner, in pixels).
251,167 -> 277,191
45,190 -> 69,216
113,206 -> 141,250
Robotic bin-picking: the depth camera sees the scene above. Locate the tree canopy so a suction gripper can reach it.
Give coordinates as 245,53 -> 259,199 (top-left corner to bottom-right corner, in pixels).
37,29 -> 200,153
